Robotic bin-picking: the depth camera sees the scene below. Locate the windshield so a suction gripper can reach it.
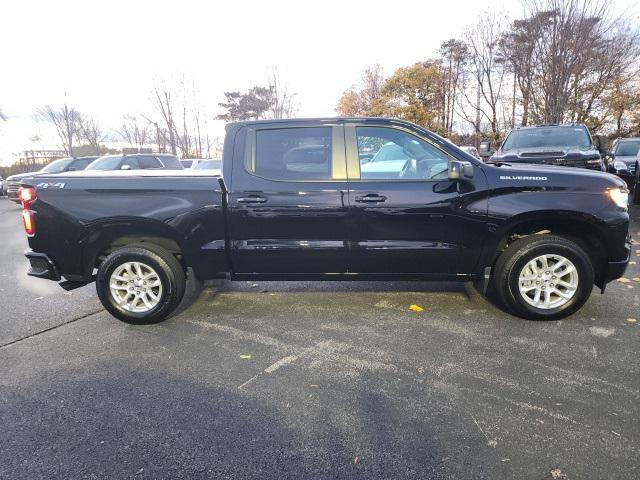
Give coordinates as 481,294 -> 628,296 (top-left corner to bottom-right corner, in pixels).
615,140 -> 640,157
86,155 -> 123,170
502,126 -> 591,152
41,158 -> 74,173
194,159 -> 221,169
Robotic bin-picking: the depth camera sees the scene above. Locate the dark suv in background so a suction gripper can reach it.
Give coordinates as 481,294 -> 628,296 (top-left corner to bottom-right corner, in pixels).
490,124 -> 604,171
606,137 -> 639,197
85,153 -> 183,171
6,156 -> 98,203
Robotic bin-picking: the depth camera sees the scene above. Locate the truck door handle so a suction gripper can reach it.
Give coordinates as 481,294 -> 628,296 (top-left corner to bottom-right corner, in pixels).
355,194 -> 387,203
237,195 -> 267,204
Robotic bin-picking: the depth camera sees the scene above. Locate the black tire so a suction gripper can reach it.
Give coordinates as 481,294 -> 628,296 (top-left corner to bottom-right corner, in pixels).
492,235 -> 594,320
96,245 -> 186,324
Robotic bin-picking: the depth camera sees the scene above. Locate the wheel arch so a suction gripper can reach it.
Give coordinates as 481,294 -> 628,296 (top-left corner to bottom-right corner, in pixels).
82,220 -> 190,280
489,211 -> 608,286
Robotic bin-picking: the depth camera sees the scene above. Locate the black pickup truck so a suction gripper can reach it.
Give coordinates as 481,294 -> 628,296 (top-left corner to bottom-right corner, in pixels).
19,118 -> 630,323
489,123 -> 605,171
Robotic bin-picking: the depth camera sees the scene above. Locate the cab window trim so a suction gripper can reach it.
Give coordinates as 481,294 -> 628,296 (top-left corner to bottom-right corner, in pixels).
243,125 -> 348,183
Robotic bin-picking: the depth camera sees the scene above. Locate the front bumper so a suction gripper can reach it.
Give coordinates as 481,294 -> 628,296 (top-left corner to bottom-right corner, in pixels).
601,235 -> 631,285
7,181 -> 21,203
615,172 -> 636,191
25,250 -> 61,281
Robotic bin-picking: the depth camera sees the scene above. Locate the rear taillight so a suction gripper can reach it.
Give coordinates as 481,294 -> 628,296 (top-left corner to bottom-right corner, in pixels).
22,209 -> 35,235
20,186 -> 37,236
20,186 -> 36,207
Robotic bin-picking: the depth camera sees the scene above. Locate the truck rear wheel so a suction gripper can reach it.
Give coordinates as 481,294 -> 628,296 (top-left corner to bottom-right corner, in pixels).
492,235 -> 594,320
96,245 -> 186,324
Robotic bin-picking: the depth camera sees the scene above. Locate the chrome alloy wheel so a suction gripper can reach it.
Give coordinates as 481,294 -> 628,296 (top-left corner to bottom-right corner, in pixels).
109,262 -> 163,313
518,254 -> 579,310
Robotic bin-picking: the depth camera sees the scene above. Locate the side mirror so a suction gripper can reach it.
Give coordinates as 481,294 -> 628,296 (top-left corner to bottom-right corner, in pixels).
121,165 -> 131,170
448,160 -> 474,181
478,141 -> 492,158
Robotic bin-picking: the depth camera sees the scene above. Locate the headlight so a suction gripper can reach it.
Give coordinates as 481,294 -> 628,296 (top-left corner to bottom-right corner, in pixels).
613,160 -> 628,172
609,187 -> 629,209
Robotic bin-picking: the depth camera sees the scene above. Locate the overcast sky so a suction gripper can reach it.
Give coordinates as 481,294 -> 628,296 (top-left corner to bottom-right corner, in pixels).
1,0 -> 637,165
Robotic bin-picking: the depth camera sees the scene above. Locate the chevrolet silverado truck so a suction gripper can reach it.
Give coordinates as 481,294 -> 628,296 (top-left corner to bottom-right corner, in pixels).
19,118 -> 631,323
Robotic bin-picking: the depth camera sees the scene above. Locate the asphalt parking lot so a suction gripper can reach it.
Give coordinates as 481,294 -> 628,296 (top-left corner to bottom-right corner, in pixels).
1,197 -> 638,480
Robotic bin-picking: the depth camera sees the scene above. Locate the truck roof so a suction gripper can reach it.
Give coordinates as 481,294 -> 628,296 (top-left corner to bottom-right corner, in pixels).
509,123 -> 588,131
229,117 -> 420,128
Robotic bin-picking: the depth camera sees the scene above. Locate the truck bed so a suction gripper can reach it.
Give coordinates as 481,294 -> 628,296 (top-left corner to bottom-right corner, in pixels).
23,171 -> 228,283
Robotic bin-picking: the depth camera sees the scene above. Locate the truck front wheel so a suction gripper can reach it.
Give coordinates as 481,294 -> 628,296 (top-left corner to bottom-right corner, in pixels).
492,235 -> 594,320
96,245 -> 186,324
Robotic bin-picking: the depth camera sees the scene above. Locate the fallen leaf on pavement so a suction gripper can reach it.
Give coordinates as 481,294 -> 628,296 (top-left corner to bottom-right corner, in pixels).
617,278 -> 631,283
408,304 -> 424,312
239,354 -> 252,360
627,318 -> 637,323
547,468 -> 569,480
629,261 -> 637,265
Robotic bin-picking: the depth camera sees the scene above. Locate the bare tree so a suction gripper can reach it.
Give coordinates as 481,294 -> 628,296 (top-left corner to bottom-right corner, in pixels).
499,14 -> 547,126
151,84 -> 178,155
37,103 -> 82,156
462,12 -> 508,141
439,40 -> 468,134
119,114 -> 150,150
267,68 -> 297,119
79,115 -> 104,154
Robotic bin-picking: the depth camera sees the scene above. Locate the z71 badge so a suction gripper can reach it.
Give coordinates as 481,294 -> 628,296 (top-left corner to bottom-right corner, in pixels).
36,182 -> 66,189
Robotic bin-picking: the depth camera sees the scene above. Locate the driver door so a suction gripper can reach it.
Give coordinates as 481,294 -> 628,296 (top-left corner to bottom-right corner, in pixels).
346,124 -> 488,276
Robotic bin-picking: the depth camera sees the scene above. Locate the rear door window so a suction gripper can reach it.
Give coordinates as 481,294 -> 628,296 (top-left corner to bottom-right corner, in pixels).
122,157 -> 139,169
70,159 -> 90,170
138,156 -> 163,169
253,127 -> 332,180
158,155 -> 182,168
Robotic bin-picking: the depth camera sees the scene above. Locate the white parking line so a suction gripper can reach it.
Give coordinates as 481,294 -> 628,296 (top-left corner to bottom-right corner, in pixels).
238,354 -> 300,390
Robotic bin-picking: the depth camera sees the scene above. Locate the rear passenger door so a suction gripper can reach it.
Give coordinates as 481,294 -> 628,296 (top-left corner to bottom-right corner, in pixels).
227,123 -> 350,275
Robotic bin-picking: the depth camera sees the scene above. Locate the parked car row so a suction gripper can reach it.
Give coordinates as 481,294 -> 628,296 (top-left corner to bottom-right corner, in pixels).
6,156 -> 99,202
5,153 -> 222,203
605,137 -> 640,192
462,123 -> 639,204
